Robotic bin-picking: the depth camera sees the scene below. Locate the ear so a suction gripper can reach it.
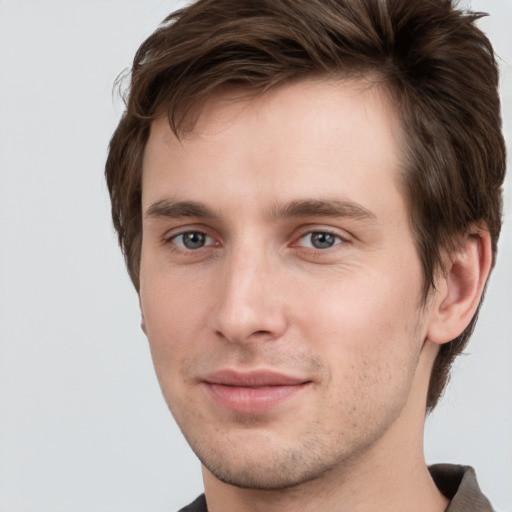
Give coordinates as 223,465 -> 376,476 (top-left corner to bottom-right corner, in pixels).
426,229 -> 493,345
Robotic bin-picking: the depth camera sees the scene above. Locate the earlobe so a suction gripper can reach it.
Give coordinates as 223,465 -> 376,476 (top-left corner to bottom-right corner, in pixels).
426,229 -> 493,345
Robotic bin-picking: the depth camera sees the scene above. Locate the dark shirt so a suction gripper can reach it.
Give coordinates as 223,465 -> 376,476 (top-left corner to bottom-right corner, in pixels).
179,494 -> 207,512
429,464 -> 494,512
178,464 -> 494,512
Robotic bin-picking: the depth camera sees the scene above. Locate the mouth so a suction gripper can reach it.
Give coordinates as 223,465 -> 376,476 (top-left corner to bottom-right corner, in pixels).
201,369 -> 312,414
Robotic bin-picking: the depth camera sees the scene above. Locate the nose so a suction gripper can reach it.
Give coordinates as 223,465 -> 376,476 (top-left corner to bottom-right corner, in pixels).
208,248 -> 288,344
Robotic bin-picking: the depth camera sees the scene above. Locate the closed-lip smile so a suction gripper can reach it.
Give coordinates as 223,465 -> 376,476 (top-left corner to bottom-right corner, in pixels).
201,369 -> 312,414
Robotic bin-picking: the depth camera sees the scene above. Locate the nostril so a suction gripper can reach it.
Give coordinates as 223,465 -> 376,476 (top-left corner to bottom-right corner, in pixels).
209,291 -> 288,343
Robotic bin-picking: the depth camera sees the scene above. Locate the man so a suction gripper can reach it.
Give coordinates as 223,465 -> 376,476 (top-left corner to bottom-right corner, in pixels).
105,0 -> 506,510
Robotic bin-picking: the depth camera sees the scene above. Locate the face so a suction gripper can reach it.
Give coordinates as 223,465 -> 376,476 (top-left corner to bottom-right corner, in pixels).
140,79 -> 433,490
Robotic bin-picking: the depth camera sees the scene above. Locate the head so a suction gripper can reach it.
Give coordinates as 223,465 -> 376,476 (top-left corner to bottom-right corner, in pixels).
106,0 -> 505,412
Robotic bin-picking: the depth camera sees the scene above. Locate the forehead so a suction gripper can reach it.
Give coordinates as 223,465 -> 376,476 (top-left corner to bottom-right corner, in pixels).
142,78 -> 405,216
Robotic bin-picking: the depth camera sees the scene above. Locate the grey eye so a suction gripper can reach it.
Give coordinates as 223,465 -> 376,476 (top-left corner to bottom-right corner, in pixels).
176,232 -> 207,249
299,232 -> 341,249
310,232 -> 337,249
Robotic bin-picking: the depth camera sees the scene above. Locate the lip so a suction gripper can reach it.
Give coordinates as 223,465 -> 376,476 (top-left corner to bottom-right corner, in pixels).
201,370 -> 311,414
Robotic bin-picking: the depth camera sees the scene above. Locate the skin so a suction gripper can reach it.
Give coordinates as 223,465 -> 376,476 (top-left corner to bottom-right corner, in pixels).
139,79 -> 491,512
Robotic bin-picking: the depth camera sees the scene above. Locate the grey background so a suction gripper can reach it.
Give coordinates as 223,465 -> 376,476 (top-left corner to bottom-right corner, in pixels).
0,1 -> 510,511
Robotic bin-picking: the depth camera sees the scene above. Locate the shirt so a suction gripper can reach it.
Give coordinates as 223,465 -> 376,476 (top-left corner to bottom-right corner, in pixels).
430,464 -> 494,512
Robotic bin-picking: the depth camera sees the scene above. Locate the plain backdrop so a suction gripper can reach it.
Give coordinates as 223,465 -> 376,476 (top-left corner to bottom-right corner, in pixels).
0,1 -> 511,511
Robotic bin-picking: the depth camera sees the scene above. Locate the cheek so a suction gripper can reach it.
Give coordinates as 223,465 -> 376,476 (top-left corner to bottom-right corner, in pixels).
296,255 -> 425,386
299,276 -> 424,430
301,269 -> 421,340
140,269 -> 213,373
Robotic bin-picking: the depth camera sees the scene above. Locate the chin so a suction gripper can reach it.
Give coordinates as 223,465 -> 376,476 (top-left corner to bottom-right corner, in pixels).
191,429 -> 356,491
202,454 -> 335,490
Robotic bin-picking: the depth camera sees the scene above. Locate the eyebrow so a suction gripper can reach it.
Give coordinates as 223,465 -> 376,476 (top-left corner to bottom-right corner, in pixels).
144,198 -> 377,223
269,199 -> 377,222
145,199 -> 218,220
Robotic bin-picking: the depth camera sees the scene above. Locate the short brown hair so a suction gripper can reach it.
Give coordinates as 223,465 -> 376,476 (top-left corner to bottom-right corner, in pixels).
105,0 -> 506,410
